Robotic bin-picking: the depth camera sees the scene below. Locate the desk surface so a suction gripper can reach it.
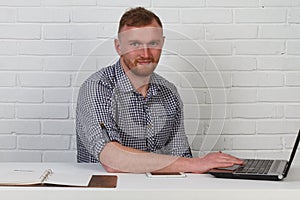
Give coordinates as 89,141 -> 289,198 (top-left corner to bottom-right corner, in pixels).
1,162 -> 300,200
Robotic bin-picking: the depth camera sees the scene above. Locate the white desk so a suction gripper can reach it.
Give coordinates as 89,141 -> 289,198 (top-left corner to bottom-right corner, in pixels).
1,162 -> 300,200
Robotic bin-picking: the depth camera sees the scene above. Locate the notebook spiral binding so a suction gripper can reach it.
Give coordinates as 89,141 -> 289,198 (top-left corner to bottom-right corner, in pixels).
39,169 -> 53,184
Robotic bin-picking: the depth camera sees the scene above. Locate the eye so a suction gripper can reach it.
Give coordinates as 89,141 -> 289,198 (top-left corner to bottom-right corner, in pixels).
130,42 -> 141,47
148,41 -> 159,47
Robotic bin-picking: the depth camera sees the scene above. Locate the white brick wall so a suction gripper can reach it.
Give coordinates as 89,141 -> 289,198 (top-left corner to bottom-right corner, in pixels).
0,1 -> 300,163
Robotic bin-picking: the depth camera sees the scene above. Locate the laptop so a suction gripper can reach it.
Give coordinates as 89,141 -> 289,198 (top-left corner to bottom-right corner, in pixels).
209,129 -> 300,181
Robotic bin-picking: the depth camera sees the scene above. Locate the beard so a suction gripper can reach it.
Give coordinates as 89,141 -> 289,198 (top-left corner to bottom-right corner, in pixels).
122,56 -> 159,77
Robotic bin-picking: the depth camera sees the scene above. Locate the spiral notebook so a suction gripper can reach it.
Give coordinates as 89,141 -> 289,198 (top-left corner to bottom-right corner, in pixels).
0,168 -> 117,188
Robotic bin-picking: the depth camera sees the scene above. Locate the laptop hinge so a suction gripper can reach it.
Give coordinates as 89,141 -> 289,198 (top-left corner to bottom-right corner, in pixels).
283,162 -> 289,177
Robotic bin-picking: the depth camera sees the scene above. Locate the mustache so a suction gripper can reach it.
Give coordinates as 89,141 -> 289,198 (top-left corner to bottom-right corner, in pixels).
134,58 -> 156,64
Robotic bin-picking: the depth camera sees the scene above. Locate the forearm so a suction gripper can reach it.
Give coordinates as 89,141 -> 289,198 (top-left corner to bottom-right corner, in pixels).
99,142 -> 192,173
99,142 -> 243,174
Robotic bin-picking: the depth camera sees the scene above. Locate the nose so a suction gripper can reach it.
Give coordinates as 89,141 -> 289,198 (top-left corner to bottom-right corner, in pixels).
141,44 -> 151,58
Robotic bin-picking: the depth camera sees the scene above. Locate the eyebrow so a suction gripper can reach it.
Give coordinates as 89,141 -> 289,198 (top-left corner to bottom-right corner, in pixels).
127,39 -> 161,44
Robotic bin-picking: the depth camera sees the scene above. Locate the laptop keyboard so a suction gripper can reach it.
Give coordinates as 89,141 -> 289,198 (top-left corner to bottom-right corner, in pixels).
235,159 -> 274,174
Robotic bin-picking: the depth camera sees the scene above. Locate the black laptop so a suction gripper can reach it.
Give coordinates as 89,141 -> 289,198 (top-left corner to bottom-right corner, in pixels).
209,129 -> 300,181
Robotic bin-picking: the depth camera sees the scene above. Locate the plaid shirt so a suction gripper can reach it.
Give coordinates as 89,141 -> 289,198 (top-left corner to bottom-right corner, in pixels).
76,60 -> 192,163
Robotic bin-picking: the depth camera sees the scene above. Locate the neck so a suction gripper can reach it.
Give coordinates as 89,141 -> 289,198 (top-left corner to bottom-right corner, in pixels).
121,60 -> 151,98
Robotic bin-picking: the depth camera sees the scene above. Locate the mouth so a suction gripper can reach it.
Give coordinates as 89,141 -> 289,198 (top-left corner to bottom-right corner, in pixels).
135,59 -> 154,65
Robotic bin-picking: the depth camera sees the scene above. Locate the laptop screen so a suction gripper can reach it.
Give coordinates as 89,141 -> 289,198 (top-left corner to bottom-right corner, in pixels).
284,129 -> 300,177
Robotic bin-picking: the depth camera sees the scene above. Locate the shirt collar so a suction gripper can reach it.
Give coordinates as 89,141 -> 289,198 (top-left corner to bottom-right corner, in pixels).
115,59 -> 162,97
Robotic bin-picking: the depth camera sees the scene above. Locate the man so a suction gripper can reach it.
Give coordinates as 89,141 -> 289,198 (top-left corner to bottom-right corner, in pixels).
76,7 -> 242,173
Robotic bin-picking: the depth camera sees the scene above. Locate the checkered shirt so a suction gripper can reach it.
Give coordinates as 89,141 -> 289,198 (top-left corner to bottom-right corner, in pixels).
76,60 -> 192,163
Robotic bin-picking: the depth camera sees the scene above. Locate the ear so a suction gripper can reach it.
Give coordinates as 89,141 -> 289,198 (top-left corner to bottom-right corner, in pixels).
161,36 -> 165,48
114,38 -> 122,56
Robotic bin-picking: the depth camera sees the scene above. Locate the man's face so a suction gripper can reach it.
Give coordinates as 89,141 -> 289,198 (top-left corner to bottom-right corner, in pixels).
115,20 -> 164,77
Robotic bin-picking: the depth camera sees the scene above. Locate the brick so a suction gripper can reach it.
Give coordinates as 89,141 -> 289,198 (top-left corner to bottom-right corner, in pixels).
260,0 -> 300,7
0,42 -> 18,55
206,88 -> 257,103
179,41 -> 232,55
72,40 -> 116,56
232,72 -> 284,87
260,25 -> 300,39
43,120 -> 75,135
205,89 -> 228,104
235,9 -> 286,23
0,0 -> 40,6
45,56 -> 96,71
164,24 -> 205,40
257,150 -> 290,160
18,72 -> 70,87
222,120 -> 256,135
258,57 -> 300,71
227,88 -> 257,103
178,88 -> 206,104
203,72 -> 232,88
16,105 -> 69,119
72,8 -> 123,22
44,88 -> 73,103
0,88 -> 43,103
206,57 -> 257,71
17,89 -> 43,103
96,56 -> 119,69
158,55 -> 205,72
0,120 -> 40,134
0,73 -> 16,87
71,72 -> 94,87
43,151 -> 76,162
70,135 -> 77,150
162,40 -> 180,56
19,41 -> 71,56
257,120 -> 300,134
18,135 -> 70,150
286,73 -> 300,86
287,41 -> 300,55
0,151 -> 42,162
153,0 -> 205,7
285,135 -> 300,148
234,41 -> 285,55
184,119 -> 204,135
232,136 -> 282,150
97,23 -> 118,38
288,9 -> 300,23
42,0 -> 96,6
258,88 -> 300,102
18,8 -> 70,23
98,0 -> 151,7
194,135 -> 232,151
151,9 -> 180,23
207,0 -> 259,7
0,105 -> 14,119
181,9 -> 233,24
231,104 -> 284,119
0,56 -> 43,71
44,25 -> 98,40
180,72 -> 231,88
0,136 -> 16,149
286,105 -> 300,118
206,25 -> 258,40
0,25 -> 40,39
0,8 -> 16,22
185,104 -> 230,119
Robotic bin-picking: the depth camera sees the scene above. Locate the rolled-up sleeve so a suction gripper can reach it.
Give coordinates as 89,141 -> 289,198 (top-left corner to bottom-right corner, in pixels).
76,78 -> 121,162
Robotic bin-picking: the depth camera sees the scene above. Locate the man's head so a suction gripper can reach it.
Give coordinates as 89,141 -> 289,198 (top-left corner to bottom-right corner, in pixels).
115,7 -> 164,78
118,7 -> 163,33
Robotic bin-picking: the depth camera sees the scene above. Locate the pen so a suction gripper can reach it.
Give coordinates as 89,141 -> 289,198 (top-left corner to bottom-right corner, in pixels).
100,122 -> 111,141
